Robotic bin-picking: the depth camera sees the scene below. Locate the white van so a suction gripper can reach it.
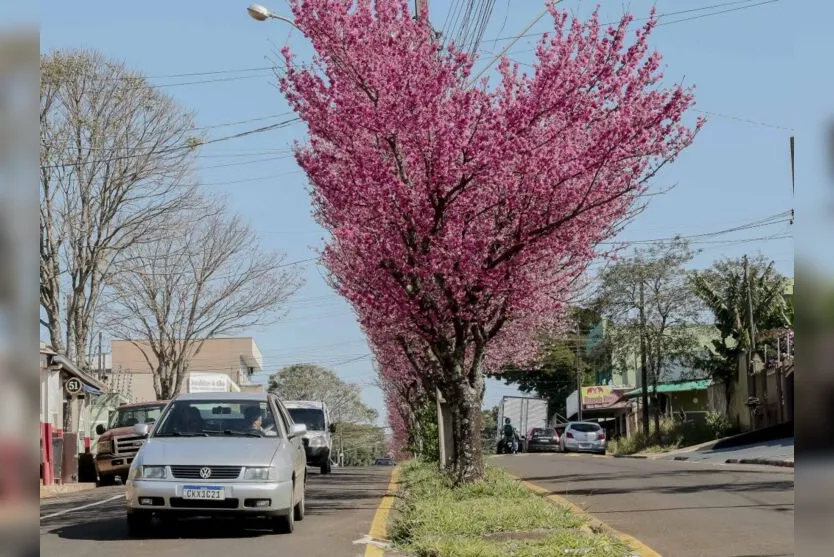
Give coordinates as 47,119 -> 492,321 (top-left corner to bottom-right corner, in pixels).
283,400 -> 335,474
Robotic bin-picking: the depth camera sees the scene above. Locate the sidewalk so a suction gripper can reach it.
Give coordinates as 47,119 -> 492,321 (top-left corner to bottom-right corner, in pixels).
40,482 -> 96,499
661,437 -> 794,468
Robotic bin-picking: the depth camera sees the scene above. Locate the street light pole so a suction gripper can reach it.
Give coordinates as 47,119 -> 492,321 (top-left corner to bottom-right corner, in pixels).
247,3 -> 300,29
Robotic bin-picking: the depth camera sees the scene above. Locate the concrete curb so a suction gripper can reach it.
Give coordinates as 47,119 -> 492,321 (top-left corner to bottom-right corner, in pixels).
725,458 -> 794,468
40,483 -> 97,499
364,466 -> 400,557
514,475 -> 662,556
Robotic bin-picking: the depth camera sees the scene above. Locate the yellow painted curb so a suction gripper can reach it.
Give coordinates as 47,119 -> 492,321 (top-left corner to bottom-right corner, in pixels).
510,474 -> 661,557
364,466 -> 401,557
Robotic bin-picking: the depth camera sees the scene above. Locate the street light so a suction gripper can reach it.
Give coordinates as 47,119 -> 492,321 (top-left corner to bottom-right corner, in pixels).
247,3 -> 299,28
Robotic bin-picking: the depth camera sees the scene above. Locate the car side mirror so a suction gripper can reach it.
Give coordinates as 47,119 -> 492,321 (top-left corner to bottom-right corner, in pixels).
133,423 -> 150,437
329,423 -> 336,434
95,424 -> 106,436
290,423 -> 307,438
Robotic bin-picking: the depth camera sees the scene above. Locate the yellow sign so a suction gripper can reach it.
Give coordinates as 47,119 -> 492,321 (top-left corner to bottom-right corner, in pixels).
582,386 -> 613,400
581,386 -> 619,409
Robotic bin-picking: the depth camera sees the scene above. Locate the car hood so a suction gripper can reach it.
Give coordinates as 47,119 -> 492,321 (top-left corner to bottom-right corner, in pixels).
99,426 -> 139,440
140,437 -> 281,466
302,430 -> 327,440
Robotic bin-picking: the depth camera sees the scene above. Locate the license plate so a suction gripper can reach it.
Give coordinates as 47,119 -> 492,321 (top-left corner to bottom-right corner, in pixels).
182,486 -> 225,500
579,443 -> 591,449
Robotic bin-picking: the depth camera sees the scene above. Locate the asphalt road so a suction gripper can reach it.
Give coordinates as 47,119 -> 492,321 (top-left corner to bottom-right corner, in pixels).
40,467 -> 394,557
493,452 -> 794,557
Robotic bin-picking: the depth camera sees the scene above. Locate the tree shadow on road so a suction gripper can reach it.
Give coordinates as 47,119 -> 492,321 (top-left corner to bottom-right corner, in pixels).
515,468 -> 794,513
47,510 -> 296,542
519,466 -> 793,485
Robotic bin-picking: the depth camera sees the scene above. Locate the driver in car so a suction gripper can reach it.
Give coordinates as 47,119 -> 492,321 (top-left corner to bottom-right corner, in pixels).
244,405 -> 263,432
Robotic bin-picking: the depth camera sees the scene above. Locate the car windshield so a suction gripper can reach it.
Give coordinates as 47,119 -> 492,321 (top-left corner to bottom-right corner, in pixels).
153,400 -> 278,438
287,408 -> 325,431
572,423 -> 602,432
109,406 -> 164,429
533,428 -> 555,436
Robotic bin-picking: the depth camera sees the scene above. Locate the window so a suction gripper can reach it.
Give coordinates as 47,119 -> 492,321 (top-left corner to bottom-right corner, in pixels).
152,400 -> 278,438
109,406 -> 164,429
287,408 -> 325,431
571,423 -> 602,432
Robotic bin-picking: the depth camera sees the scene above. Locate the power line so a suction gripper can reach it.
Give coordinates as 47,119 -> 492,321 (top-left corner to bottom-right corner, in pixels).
600,211 -> 793,246
485,0 -> 775,42
693,109 -> 793,132
40,118 -> 301,170
69,66 -> 276,81
469,4 -> 552,85
656,0 -> 779,27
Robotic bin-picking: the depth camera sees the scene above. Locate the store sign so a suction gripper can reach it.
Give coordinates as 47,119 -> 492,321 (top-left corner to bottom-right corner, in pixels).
188,373 -> 229,393
582,386 -> 619,409
65,377 -> 83,395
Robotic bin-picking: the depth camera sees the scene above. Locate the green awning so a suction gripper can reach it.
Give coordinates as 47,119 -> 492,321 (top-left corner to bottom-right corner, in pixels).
624,379 -> 712,398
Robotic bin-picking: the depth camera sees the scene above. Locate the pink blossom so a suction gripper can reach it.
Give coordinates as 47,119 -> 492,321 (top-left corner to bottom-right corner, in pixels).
278,0 -> 700,479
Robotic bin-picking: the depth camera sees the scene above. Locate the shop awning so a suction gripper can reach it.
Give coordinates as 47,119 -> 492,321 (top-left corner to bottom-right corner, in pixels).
624,379 -> 712,398
82,384 -> 104,396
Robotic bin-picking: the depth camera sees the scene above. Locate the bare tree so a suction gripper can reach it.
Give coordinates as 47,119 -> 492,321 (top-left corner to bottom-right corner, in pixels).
595,239 -> 706,435
103,196 -> 303,399
40,48 -> 201,365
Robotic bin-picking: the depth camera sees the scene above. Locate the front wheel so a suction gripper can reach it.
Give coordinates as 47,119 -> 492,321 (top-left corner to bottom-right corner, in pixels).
294,473 -> 306,521
273,487 -> 295,534
96,473 -> 114,487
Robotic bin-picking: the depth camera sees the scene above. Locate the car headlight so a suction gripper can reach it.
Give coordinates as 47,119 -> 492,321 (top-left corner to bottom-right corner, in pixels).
308,436 -> 326,448
138,466 -> 167,480
97,439 -> 113,454
243,466 -> 279,481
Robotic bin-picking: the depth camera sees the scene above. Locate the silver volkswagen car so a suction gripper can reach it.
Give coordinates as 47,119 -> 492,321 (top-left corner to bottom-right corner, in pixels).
125,392 -> 307,536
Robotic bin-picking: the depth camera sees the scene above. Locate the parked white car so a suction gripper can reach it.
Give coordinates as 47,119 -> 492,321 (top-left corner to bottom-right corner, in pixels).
124,392 -> 307,537
560,421 -> 607,455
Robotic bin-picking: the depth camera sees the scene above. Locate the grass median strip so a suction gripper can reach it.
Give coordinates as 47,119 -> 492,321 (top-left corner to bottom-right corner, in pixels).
389,460 -> 631,556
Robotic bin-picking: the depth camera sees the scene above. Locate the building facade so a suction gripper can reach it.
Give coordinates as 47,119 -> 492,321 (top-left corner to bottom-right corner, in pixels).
110,337 -> 264,402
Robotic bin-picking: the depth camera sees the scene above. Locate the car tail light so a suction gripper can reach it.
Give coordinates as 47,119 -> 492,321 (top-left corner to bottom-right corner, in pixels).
566,432 -> 574,439
598,431 -> 606,440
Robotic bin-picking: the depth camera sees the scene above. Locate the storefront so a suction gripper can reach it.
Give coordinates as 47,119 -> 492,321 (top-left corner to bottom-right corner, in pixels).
566,385 -> 633,440
40,343 -> 107,484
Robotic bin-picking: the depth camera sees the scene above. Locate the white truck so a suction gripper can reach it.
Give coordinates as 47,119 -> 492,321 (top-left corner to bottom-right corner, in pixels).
496,396 -> 548,453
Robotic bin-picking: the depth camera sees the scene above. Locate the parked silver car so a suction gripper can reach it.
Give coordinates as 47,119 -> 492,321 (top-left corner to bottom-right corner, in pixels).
125,392 -> 308,537
560,421 -> 607,455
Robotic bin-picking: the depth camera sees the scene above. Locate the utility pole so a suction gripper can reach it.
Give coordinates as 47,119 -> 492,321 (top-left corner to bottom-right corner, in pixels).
576,341 -> 583,422
744,255 -> 758,426
776,332 -> 785,424
415,0 -> 426,20
98,332 -> 103,380
639,280 -> 649,435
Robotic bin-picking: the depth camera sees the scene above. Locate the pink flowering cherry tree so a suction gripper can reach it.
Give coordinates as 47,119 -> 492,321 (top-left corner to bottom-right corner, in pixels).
278,0 -> 701,482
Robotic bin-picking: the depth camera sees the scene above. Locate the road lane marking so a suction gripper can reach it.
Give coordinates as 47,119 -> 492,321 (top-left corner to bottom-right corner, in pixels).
508,474 -> 662,557
364,467 -> 400,557
40,494 -> 123,520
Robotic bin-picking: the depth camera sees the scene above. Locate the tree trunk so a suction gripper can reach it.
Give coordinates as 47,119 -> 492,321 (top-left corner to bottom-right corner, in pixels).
444,370 -> 485,484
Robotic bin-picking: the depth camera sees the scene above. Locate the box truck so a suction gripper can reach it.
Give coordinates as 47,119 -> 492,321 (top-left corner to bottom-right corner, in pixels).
496,396 -> 548,453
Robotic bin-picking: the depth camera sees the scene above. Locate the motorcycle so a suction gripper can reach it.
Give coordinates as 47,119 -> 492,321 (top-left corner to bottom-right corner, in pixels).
497,430 -> 521,454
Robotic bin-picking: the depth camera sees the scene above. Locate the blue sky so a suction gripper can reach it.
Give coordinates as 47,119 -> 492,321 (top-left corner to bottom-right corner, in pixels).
40,1 -> 798,421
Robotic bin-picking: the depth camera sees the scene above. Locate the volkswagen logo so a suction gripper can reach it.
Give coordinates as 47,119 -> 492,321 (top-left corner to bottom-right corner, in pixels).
199,467 -> 212,479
